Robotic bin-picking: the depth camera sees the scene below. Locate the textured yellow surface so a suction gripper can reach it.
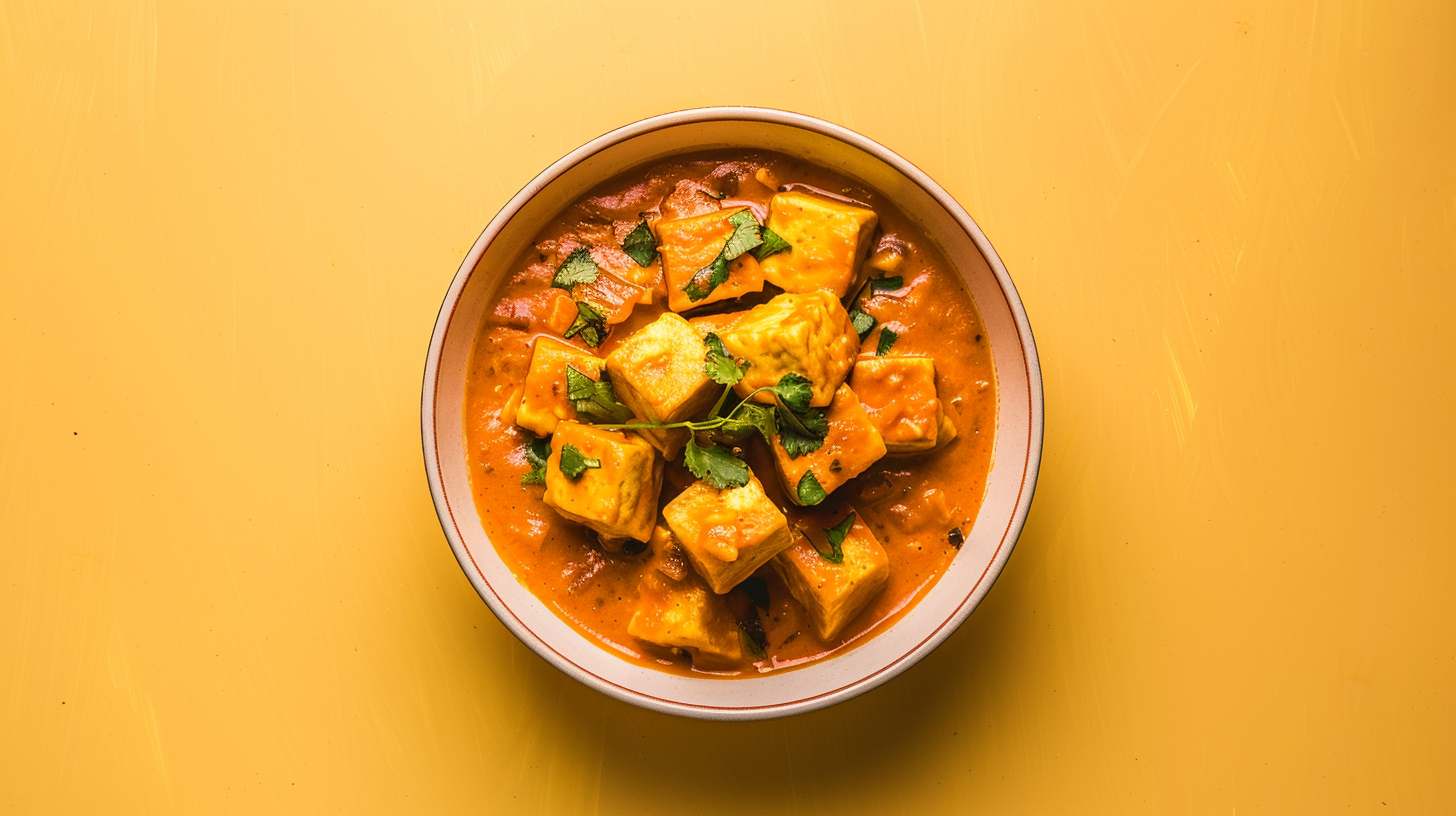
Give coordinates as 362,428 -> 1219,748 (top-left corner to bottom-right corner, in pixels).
2,1 -> 1453,813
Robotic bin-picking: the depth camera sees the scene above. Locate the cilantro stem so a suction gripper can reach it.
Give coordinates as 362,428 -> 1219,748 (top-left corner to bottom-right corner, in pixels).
707,384 -> 734,421
590,386 -> 778,434
591,418 -> 722,432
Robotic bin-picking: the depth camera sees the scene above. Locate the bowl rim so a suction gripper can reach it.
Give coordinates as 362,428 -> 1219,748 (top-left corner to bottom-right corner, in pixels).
422,106 -> 1044,719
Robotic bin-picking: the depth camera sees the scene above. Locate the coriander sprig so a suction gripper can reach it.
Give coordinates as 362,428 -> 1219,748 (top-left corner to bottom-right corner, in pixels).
682,211 -> 763,302
580,335 -> 830,490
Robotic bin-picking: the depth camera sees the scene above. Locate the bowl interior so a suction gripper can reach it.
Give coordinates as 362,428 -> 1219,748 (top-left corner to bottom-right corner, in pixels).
423,110 -> 1042,720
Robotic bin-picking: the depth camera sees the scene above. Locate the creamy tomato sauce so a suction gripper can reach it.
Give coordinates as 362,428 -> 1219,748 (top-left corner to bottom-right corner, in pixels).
463,150 -> 996,677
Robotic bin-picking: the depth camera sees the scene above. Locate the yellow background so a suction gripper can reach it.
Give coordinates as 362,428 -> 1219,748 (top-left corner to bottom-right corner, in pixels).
3,1 -> 1453,812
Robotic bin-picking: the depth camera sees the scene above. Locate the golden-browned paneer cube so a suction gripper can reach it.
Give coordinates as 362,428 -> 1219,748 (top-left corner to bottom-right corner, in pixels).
848,356 -> 952,454
758,191 -> 878,298
543,421 -> 662,543
718,291 -> 860,407
770,384 -> 887,506
627,527 -> 744,666
774,511 -> 890,641
610,220 -> 665,304
605,313 -> 722,459
662,470 -> 793,594
540,289 -> 580,335
515,337 -> 607,437
573,270 -> 648,325
656,206 -> 765,312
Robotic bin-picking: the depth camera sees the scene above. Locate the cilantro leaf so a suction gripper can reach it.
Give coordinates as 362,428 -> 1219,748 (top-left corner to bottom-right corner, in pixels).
825,512 -> 855,547
681,211 -> 762,302
682,254 -> 730,303
621,220 -> 658,267
520,436 -> 552,485
719,210 -> 763,261
703,332 -> 747,385
777,405 -> 828,458
815,512 -> 855,563
761,373 -> 826,455
566,366 -> 634,424
703,332 -> 731,358
796,471 -> 828,506
876,326 -> 899,356
562,300 -> 608,347
558,443 -> 600,479
738,623 -> 767,659
753,226 -> 791,261
718,402 -> 776,446
849,308 -> 877,340
768,373 -> 813,413
683,436 -> 749,490
552,247 -> 600,289
869,275 -> 904,295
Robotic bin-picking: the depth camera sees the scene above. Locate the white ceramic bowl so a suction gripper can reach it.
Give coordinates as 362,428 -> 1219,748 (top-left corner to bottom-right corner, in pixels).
422,107 -> 1043,720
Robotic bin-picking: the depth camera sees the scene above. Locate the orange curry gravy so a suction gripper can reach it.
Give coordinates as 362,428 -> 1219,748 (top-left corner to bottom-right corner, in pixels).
462,150 -> 996,677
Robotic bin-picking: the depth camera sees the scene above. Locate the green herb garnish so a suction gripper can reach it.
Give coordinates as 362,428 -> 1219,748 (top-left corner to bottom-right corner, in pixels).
797,471 -> 828,506
717,402 -> 776,447
815,512 -> 854,563
520,436 -> 552,485
683,436 -> 750,490
565,366 -> 634,424
621,220 -> 658,267
777,406 -> 828,458
682,256 -> 729,303
552,246 -> 600,289
682,210 -> 762,303
575,374 -> 817,477
563,300 -> 608,347
876,326 -> 898,356
558,443 -> 600,479
719,210 -> 763,261
766,372 -> 813,412
734,577 -> 770,657
739,624 -> 767,658
869,275 -> 904,295
761,373 -> 827,456
849,307 -> 877,340
703,332 -> 748,386
753,226 -> 791,261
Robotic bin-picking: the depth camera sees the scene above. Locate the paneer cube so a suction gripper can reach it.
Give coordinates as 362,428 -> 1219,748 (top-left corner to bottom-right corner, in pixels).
662,470 -> 793,594
515,337 -> 607,437
656,206 -> 765,312
573,270 -> 648,325
542,421 -> 662,543
774,510 -> 890,641
770,384 -> 887,506
491,288 -> 578,335
540,289 -> 580,335
718,291 -> 860,407
610,220 -> 666,303
848,356 -> 954,454
627,526 -> 744,666
759,191 -> 878,298
606,313 -> 722,458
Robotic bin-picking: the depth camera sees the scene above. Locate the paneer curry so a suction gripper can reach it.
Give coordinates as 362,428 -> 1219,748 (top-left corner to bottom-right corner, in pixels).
463,151 -> 997,676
